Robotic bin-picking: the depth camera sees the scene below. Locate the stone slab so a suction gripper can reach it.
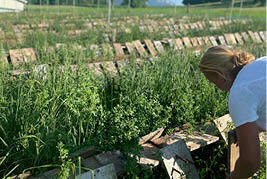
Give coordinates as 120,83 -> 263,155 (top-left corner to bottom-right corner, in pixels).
144,39 -> 157,56
125,42 -> 135,55
234,33 -> 244,45
153,41 -> 164,53
209,36 -> 218,46
138,143 -> 160,166
167,39 -> 177,50
190,37 -> 199,47
224,34 -> 237,45
77,163 -> 117,179
161,140 -> 199,179
259,31 -> 266,42
133,40 -> 147,57
196,37 -> 204,46
152,131 -> 219,151
241,32 -> 250,42
213,114 -> 234,144
247,31 -> 258,43
139,128 -> 164,145
218,36 -> 227,45
182,37 -> 192,48
202,36 -> 211,46
113,43 -> 124,57
175,38 -> 184,50
9,48 -> 36,66
253,32 -> 262,43
81,150 -> 125,175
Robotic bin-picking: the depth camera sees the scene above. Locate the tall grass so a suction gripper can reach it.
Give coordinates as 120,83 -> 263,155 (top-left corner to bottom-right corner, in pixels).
0,43 -> 265,177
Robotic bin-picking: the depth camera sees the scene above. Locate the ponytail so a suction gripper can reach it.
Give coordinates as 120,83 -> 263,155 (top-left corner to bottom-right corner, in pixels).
199,46 -> 255,79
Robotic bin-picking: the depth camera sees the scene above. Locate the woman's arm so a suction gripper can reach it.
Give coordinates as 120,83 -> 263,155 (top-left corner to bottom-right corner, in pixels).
230,122 -> 261,178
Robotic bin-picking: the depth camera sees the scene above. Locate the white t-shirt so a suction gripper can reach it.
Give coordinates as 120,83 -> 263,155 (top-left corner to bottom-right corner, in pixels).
229,56 -> 266,131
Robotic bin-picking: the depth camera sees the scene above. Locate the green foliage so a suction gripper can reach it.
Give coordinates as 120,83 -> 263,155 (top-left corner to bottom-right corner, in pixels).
182,0 -> 220,5
122,0 -> 148,8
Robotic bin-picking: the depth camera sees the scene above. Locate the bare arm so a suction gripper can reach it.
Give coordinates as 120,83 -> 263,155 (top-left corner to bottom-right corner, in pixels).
230,122 -> 261,178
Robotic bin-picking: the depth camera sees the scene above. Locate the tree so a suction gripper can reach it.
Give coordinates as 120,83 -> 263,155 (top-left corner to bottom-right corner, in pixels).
182,0 -> 220,5
122,0 -> 148,8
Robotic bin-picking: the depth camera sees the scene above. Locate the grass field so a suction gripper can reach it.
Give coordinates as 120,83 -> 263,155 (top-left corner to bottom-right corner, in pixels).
0,4 -> 266,179
25,5 -> 266,19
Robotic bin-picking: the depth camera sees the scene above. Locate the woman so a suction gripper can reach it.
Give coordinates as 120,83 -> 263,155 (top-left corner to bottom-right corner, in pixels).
199,46 -> 266,178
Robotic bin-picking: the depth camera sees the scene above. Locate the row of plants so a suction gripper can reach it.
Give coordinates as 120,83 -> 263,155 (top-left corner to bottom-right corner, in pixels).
1,11 -> 265,51
0,42 -> 265,178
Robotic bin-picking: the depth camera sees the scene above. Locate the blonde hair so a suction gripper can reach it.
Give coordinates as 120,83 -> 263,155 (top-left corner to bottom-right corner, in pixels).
199,46 -> 255,80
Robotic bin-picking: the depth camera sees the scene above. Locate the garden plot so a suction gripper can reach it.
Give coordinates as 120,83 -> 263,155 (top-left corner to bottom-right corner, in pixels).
3,30 -> 265,69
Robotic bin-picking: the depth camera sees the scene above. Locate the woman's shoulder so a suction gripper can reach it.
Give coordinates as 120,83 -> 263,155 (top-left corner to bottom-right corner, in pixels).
232,56 -> 266,88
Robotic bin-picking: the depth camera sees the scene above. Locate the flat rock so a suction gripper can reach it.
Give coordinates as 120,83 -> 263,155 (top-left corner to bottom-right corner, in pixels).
182,37 -> 192,48
139,128 -> 164,145
190,37 -> 199,47
81,150 -> 125,175
259,31 -> 266,42
175,38 -> 184,50
133,40 -> 147,57
240,32 -> 249,42
234,33 -> 244,45
77,163 -> 117,179
113,43 -> 124,57
218,36 -> 227,45
209,36 -> 218,46
144,39 -> 157,56
224,34 -> 237,45
125,42 -> 135,55
9,48 -> 36,66
202,36 -> 211,46
153,41 -> 164,53
213,114 -> 234,144
161,140 -> 200,179
152,131 -> 219,152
